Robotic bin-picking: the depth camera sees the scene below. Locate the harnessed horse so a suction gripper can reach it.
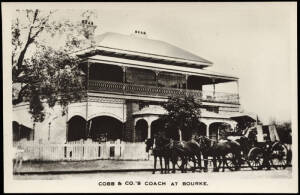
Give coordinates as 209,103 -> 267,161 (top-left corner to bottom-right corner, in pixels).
197,136 -> 242,172
146,136 -> 191,174
146,136 -> 170,174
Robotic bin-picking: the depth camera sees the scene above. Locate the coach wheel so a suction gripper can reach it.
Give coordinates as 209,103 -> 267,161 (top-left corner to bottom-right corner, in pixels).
270,142 -> 288,170
247,147 -> 264,170
224,152 -> 240,171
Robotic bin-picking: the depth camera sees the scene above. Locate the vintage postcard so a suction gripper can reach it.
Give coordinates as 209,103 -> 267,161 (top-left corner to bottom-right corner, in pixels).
2,2 -> 298,193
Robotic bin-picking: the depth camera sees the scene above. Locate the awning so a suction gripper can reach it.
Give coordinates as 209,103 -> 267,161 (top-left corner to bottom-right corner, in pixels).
133,107 -> 239,121
229,113 -> 257,122
200,110 -> 232,119
132,105 -> 257,124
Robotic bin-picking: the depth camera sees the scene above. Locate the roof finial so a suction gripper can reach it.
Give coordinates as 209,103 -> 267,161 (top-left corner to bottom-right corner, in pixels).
132,29 -> 148,38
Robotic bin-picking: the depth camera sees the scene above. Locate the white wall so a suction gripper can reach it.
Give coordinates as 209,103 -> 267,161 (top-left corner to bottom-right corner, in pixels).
13,104 -> 68,143
13,99 -> 127,144
68,100 -> 127,122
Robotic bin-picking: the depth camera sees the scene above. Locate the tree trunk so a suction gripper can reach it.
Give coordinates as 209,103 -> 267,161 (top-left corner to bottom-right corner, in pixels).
178,129 -> 182,142
13,37 -> 34,83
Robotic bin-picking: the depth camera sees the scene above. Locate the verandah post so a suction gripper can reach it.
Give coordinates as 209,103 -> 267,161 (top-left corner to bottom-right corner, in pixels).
122,66 -> 126,94
122,66 -> 126,142
212,78 -> 216,100
65,105 -> 68,143
85,60 -> 90,139
185,74 -> 188,96
236,80 -> 240,104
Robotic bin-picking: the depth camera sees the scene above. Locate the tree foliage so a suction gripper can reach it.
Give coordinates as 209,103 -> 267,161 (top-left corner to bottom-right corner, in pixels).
160,95 -> 202,140
12,9 -> 96,122
19,45 -> 86,122
269,118 -> 292,144
270,120 -> 292,144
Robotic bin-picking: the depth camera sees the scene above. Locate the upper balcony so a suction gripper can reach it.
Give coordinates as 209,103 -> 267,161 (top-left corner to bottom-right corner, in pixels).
81,61 -> 240,105
74,31 -> 240,105
88,80 -> 239,104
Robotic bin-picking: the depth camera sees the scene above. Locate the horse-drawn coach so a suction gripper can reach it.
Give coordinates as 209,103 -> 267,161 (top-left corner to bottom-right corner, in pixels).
226,115 -> 289,171
146,114 -> 289,174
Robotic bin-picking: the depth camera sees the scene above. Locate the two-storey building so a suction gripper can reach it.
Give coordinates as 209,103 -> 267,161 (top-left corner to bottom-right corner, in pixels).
13,30 -> 243,160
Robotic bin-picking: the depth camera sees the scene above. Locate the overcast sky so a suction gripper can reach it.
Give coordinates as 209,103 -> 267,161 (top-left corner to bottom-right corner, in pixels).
13,2 -> 297,124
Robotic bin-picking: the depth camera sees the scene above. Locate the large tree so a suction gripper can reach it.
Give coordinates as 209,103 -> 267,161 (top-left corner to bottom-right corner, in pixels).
270,119 -> 292,144
12,9 -> 96,122
160,95 -> 202,141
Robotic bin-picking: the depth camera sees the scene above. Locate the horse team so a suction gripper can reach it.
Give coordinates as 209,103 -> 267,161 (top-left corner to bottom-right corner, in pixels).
145,135 -> 242,174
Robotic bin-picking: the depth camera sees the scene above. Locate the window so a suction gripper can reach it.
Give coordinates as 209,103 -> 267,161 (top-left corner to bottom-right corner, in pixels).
126,68 -> 156,86
158,72 -> 186,88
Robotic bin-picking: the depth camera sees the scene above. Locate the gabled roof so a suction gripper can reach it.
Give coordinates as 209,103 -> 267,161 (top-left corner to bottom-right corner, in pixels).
86,32 -> 213,67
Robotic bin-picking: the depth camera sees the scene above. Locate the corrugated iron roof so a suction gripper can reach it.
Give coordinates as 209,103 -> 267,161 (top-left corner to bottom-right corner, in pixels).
92,32 -> 213,65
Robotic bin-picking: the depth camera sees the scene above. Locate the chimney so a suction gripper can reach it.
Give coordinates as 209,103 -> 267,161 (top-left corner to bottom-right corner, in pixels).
131,30 -> 148,38
81,19 -> 97,40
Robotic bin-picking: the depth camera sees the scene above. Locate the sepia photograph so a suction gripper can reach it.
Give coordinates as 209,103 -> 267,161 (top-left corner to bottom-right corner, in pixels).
2,2 -> 298,193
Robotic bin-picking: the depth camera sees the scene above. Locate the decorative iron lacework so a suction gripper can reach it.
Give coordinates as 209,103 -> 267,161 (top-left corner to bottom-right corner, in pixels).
88,96 -> 125,104
88,80 -> 239,104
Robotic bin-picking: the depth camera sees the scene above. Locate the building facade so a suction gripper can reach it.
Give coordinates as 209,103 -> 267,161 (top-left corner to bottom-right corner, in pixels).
13,30 -> 242,160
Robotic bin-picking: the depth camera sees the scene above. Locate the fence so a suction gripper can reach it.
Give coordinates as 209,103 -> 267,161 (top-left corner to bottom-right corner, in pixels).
13,140 -> 149,161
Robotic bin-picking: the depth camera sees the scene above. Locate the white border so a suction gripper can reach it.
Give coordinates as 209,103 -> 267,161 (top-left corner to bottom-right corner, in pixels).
2,2 -> 298,193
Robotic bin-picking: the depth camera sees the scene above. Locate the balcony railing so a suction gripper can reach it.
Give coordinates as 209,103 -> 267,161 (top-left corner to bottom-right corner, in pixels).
88,80 -> 239,104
